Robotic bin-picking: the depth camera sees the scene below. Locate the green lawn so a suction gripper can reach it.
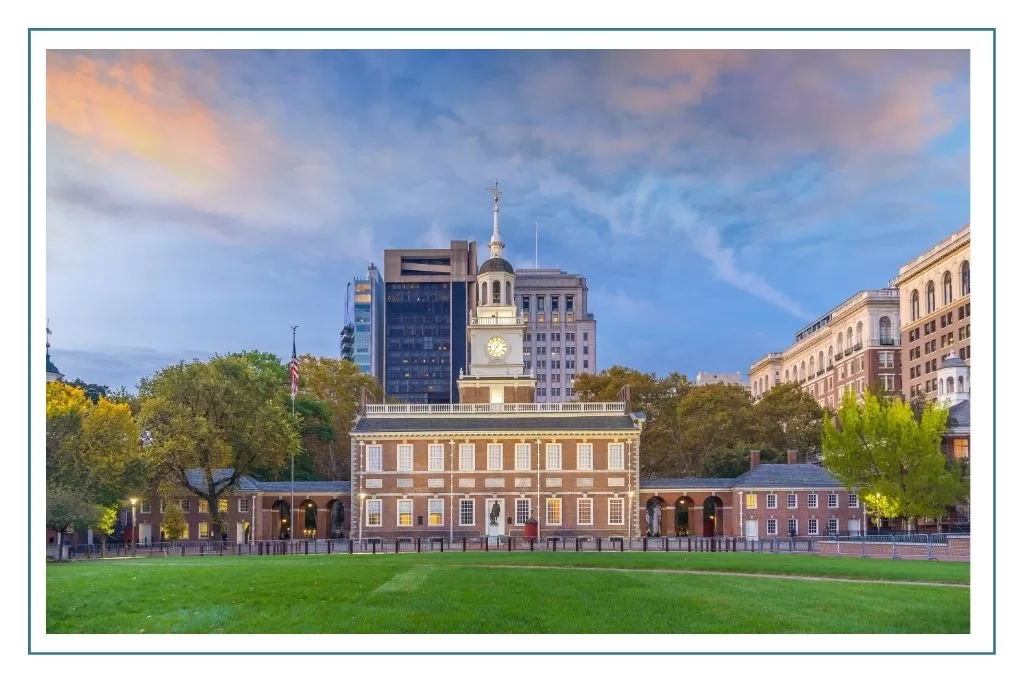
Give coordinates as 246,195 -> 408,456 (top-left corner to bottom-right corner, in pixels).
46,552 -> 970,634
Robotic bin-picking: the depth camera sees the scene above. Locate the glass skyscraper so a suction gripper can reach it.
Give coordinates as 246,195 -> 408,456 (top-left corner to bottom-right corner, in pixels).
352,263 -> 384,383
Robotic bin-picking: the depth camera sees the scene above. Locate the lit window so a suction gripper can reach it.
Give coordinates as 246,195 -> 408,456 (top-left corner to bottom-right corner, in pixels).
459,499 -> 475,526
546,498 -> 562,525
515,499 -> 531,525
397,499 -> 413,527
576,443 -> 593,470
219,498 -> 229,513
366,499 -> 382,526
767,519 -> 778,535
787,493 -> 797,509
577,498 -> 593,525
428,444 -> 444,472
367,445 -> 383,472
140,501 -> 151,514
546,443 -> 562,470
428,499 -> 444,526
953,439 -> 969,459
199,500 -> 209,513
766,494 -> 778,509
487,444 -> 503,471
807,493 -> 818,508
608,498 -> 624,525
745,493 -> 757,509
397,444 -> 413,472
459,444 -> 475,471
608,443 -> 625,470
808,519 -> 819,535
199,522 -> 210,538
515,444 -> 531,471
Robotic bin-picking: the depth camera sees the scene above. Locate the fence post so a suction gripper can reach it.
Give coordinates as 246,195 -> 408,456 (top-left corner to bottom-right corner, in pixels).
927,534 -> 933,560
642,536 -> 647,552
861,536 -> 866,558
619,537 -> 624,552
892,537 -> 897,560
664,537 -> 668,552
688,537 -> 692,552
462,537 -> 467,552
552,538 -> 557,552
348,539 -> 353,554
597,537 -> 602,552
530,538 -> 535,552
484,537 -> 489,552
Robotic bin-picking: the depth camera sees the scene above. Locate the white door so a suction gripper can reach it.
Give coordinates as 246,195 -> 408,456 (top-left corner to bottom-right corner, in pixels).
744,519 -> 759,541
236,522 -> 244,543
848,519 -> 861,536
138,523 -> 152,545
485,499 -> 506,537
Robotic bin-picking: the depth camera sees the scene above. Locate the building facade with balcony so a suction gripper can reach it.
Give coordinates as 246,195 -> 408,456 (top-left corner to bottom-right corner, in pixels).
890,225 -> 970,402
514,268 -> 597,402
749,289 -> 902,408
748,354 -> 783,400
352,263 -> 385,384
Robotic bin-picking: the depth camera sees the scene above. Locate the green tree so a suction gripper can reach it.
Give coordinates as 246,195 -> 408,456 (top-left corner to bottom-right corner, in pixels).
46,485 -> 104,561
139,354 -> 301,538
702,446 -> 786,478
753,382 -> 828,456
68,378 -> 110,404
161,503 -> 187,541
676,384 -> 759,476
822,389 -> 965,530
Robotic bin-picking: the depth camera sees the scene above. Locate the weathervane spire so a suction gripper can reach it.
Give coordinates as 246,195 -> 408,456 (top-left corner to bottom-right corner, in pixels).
486,180 -> 504,259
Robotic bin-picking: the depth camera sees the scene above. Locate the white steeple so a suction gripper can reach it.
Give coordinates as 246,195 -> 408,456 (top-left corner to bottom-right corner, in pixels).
937,352 -> 970,405
487,180 -> 504,260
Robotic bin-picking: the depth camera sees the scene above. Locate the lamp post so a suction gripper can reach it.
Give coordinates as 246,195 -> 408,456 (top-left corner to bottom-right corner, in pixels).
129,497 -> 138,556
627,490 -> 634,543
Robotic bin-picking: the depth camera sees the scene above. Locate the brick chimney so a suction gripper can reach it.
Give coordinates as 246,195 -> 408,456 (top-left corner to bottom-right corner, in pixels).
787,450 -> 798,465
749,450 -> 761,471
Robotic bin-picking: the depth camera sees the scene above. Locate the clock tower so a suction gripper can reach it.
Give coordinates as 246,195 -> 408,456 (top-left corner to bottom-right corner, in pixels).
458,182 -> 537,404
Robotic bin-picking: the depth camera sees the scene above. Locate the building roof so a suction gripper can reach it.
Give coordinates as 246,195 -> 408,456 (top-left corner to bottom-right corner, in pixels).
352,414 -> 638,433
947,399 -> 970,429
257,481 -> 350,494
640,478 -> 737,491
731,463 -> 843,489
478,257 -> 515,275
941,354 -> 967,368
185,469 -> 261,493
46,355 -> 62,375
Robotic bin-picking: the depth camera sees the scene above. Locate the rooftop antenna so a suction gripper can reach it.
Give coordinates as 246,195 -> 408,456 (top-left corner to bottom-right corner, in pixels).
486,180 -> 504,260
535,221 -> 539,269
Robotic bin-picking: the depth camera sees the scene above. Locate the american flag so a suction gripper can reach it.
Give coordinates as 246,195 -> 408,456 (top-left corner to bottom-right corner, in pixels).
290,334 -> 300,399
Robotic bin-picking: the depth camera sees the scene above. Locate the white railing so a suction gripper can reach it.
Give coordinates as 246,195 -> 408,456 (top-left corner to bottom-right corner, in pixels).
363,402 -> 626,415
471,316 -> 523,325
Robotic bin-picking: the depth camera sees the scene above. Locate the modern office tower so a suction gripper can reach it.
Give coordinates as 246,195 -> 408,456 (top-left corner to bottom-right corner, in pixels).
382,241 -> 478,404
890,225 -> 970,402
352,263 -> 385,383
514,268 -> 597,402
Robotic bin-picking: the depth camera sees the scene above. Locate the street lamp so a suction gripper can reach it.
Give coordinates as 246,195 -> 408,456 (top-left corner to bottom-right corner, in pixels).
627,490 -> 635,544
129,497 -> 138,555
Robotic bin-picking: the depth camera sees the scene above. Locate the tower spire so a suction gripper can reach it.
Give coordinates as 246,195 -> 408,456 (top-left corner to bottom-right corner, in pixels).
487,180 -> 504,259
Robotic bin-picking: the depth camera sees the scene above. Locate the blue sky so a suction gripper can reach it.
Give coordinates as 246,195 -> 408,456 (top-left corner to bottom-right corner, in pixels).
45,49 -> 970,391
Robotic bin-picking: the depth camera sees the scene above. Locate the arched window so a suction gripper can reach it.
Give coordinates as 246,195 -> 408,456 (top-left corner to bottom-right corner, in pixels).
785,369 -> 790,381
946,377 -> 955,394
818,351 -> 824,370
800,361 -> 805,381
943,271 -> 953,306
846,327 -> 853,350
957,376 -> 964,392
961,261 -> 970,296
792,365 -> 797,381
911,290 -> 920,321
505,281 -> 511,305
491,280 -> 501,305
856,322 -> 863,346
828,345 -> 834,365
809,357 -> 815,375
926,281 -> 935,313
879,316 -> 892,343
479,281 -> 486,303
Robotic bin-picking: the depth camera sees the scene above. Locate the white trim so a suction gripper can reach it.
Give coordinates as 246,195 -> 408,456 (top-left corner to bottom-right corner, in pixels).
546,497 -> 562,526
396,499 -> 413,527
546,443 -> 563,470
427,498 -> 444,527
787,518 -> 799,536
366,444 -> 383,472
808,493 -> 819,508
607,443 -> 625,470
787,493 -> 798,509
365,499 -> 382,527
577,498 -> 594,526
458,498 -> 475,526
514,498 -> 532,525
459,444 -> 475,472
487,443 -> 504,471
397,444 -> 414,472
514,443 -> 531,471
576,443 -> 594,471
766,493 -> 778,509
828,493 -> 839,509
767,518 -> 778,536
745,493 -> 757,509
608,498 -> 625,525
808,518 -> 819,536
428,444 -> 445,472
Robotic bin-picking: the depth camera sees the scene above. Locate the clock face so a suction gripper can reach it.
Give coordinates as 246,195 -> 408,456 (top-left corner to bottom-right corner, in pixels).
486,336 -> 510,359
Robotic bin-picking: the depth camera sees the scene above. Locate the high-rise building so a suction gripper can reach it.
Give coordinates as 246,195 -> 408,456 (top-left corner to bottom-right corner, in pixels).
383,241 -> 478,404
694,371 -> 745,388
352,264 -> 385,383
749,289 -> 902,409
890,225 -> 970,402
514,268 -> 597,403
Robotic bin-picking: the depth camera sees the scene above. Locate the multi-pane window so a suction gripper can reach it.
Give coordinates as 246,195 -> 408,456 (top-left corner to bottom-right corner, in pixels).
428,499 -> 444,526
159,499 -> 166,513
546,498 -> 562,525
199,522 -> 210,538
487,444 -> 503,471
766,494 -> 778,509
515,444 -> 531,471
199,500 -> 209,513
608,443 -> 625,470
787,493 -> 797,509
140,501 -> 151,514
397,500 -> 413,527
576,443 -> 593,470
397,444 -> 413,472
827,519 -> 839,535
828,493 -> 839,508
609,498 -> 624,525
577,498 -> 593,525
515,499 -> 531,525
546,443 -> 562,470
239,498 -> 251,513
366,499 -> 382,526
459,499 -> 475,526
219,498 -> 229,513
367,445 -> 383,472
460,444 -> 475,471
428,444 -> 445,472
808,519 -> 819,535
180,499 -> 190,513
788,519 -> 798,536
848,493 -> 859,508
879,351 -> 894,368
807,493 -> 818,508
745,493 -> 757,509
767,519 -> 778,535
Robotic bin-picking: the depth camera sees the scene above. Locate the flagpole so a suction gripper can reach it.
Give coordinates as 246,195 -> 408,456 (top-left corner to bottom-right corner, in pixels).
290,325 -> 298,542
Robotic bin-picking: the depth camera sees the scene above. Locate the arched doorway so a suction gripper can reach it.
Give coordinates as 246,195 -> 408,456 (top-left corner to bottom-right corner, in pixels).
328,499 -> 346,538
702,496 -> 724,537
645,497 -> 666,537
271,500 -> 291,540
300,499 -> 318,539
674,496 -> 695,536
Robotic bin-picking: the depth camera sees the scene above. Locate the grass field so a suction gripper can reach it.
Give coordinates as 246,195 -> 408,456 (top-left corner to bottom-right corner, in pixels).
46,552 -> 970,634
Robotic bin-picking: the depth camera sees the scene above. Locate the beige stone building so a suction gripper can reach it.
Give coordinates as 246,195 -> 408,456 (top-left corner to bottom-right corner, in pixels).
890,225 -> 971,402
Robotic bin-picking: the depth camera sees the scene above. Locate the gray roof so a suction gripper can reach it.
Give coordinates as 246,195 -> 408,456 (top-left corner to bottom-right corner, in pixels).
941,354 -> 967,368
947,399 -> 970,430
46,355 -> 62,375
732,464 -> 843,489
478,257 -> 515,274
641,478 -> 736,491
185,469 -> 261,493
352,414 -> 637,433
258,480 -> 350,494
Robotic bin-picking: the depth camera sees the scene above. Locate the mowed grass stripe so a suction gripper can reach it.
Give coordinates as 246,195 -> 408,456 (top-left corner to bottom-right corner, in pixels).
47,554 -> 969,634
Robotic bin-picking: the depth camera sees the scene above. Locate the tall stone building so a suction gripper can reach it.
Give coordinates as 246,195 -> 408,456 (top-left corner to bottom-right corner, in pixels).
350,186 -> 646,542
890,225 -> 970,402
